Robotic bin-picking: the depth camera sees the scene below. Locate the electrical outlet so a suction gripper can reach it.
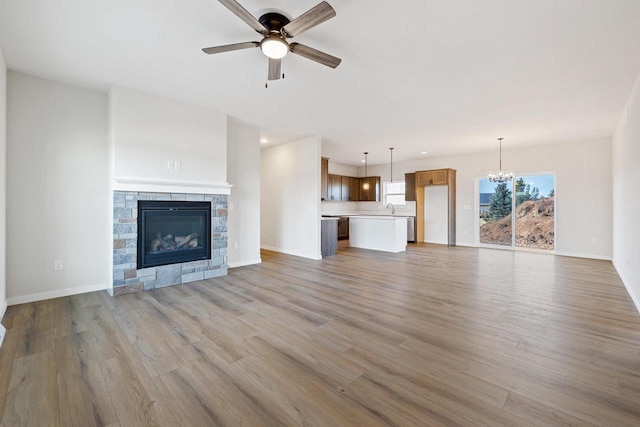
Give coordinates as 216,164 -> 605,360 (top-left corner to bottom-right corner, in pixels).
167,160 -> 174,170
54,260 -> 64,270
233,242 -> 238,250
174,161 -> 182,170
592,238 -> 598,245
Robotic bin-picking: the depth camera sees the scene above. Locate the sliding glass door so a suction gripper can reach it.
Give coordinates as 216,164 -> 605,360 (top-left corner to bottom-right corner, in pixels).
479,180 -> 513,246
478,174 -> 555,251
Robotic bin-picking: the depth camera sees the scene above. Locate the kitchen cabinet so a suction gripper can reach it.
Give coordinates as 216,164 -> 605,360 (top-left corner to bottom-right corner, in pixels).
349,177 -> 360,202
359,177 -> 380,201
321,157 -> 329,201
341,176 -> 351,201
416,169 -> 449,186
319,157 -> 380,201
337,217 -> 349,240
405,173 -> 416,201
328,174 -> 342,201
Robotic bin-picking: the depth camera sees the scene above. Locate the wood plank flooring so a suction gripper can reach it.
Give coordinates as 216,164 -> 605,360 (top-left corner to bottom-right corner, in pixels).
1,244 -> 640,426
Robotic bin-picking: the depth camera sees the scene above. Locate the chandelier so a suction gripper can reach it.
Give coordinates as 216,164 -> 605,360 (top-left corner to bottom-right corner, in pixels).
487,137 -> 514,183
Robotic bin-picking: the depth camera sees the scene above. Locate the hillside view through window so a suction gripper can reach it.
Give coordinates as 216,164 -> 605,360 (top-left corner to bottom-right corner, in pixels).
479,174 -> 555,250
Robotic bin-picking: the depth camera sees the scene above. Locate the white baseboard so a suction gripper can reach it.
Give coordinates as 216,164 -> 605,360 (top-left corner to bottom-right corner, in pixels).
0,299 -> 7,348
260,245 -> 322,260
454,243 -> 612,261
0,300 -> 7,322
613,261 -> 640,314
7,282 -> 109,306
555,251 -> 612,261
228,258 -> 262,268
452,242 -> 476,248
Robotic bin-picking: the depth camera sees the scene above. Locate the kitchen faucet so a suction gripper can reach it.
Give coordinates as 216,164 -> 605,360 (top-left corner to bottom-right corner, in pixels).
386,203 -> 395,214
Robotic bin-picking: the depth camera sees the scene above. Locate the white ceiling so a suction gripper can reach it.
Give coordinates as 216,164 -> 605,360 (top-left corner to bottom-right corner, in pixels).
2,0 -> 640,166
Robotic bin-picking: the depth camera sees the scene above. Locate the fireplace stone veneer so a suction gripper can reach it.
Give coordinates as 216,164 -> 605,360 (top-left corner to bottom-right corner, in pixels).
112,191 -> 227,295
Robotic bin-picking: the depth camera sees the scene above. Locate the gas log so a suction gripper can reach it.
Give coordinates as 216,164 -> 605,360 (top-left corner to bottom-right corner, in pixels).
150,233 -> 199,252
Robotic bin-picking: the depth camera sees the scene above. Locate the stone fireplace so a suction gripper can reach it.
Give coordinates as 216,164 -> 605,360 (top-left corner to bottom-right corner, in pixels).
112,191 -> 227,295
137,200 -> 211,269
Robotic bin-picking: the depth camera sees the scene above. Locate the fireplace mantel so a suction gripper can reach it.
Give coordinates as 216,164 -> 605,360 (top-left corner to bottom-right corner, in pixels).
113,177 -> 232,195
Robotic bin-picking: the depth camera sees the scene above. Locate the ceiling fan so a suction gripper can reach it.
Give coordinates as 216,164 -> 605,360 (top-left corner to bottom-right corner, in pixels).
202,0 -> 341,83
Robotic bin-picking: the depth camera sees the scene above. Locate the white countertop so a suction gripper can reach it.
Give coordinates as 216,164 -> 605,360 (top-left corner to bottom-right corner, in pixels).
323,213 -> 416,218
350,215 -> 406,220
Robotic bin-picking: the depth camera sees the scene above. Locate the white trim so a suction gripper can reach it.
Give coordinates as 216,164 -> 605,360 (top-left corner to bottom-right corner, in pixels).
613,261 -> 640,314
554,251 -> 612,261
449,243 -> 610,261
113,177 -> 232,195
260,245 -> 322,260
7,282 -> 109,306
0,300 -> 7,322
454,242 -> 476,248
228,258 -> 262,268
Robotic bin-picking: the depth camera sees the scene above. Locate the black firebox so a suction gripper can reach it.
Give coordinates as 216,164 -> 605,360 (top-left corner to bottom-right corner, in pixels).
137,201 -> 211,269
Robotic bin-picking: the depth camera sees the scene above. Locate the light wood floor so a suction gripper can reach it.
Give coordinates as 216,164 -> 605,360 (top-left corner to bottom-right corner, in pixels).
1,244 -> 640,426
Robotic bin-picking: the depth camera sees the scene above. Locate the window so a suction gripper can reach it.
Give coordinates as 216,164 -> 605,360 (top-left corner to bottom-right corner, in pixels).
383,181 -> 406,205
478,174 -> 555,251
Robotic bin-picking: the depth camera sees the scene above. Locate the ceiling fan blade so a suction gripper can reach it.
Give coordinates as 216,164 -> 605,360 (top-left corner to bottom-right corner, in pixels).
217,0 -> 267,34
202,41 -> 260,55
281,1 -> 336,38
290,43 -> 341,68
268,58 -> 282,81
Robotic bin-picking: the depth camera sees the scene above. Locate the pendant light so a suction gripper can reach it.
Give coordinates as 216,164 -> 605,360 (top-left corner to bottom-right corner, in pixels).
362,152 -> 370,190
487,138 -> 514,183
389,147 -> 394,182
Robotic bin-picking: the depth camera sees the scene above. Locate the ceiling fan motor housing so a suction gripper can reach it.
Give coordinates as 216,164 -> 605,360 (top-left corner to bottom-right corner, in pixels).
258,12 -> 290,33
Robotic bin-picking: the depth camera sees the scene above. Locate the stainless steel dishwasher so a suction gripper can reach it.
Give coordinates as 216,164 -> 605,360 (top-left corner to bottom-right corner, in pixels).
407,216 -> 416,243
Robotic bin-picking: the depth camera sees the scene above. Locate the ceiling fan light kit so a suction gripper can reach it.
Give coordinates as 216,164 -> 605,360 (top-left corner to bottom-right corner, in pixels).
203,0 -> 341,84
260,35 -> 289,59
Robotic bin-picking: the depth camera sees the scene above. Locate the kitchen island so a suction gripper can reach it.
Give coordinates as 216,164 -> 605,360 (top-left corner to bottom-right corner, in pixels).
349,216 -> 407,253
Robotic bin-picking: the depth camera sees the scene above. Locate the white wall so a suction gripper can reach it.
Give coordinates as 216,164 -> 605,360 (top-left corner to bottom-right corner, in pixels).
227,117 -> 261,268
6,72 -> 109,303
110,86 -> 228,193
366,138 -> 613,259
328,161 -> 358,176
613,73 -> 640,311
261,136 -> 322,259
0,47 -> 7,318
